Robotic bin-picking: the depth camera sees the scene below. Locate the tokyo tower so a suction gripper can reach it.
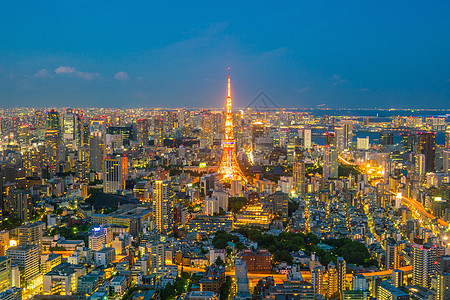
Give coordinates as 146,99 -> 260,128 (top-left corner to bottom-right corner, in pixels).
217,68 -> 247,182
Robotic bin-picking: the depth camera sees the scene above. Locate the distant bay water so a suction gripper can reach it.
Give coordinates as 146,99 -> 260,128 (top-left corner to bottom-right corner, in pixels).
303,109 -> 449,146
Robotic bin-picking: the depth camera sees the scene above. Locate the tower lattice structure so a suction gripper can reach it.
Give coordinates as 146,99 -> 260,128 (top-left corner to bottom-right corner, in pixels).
217,68 -> 247,182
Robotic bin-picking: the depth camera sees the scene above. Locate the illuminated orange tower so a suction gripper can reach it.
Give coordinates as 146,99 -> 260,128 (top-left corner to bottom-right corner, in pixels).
218,68 -> 247,182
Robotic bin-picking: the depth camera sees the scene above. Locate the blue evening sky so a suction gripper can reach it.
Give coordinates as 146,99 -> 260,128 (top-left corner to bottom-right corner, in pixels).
0,1 -> 449,108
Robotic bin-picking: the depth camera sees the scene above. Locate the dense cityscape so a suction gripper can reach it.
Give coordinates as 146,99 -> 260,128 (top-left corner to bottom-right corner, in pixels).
0,69 -> 448,300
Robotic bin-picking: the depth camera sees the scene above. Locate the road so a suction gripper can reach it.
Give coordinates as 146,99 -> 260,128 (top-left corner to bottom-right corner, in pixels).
339,154 -> 447,228
388,191 -> 449,228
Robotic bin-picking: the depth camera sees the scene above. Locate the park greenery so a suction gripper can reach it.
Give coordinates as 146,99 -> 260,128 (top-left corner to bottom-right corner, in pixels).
215,226 -> 377,268
160,272 -> 191,300
338,165 -> 361,178
228,197 -> 249,213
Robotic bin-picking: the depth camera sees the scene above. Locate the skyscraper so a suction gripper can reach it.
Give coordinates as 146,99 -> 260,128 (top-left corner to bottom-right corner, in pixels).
8,190 -> 32,222
327,261 -> 338,298
6,245 -> 39,284
235,258 -> 251,299
341,120 -> 353,148
400,133 -> 415,152
445,125 -> 450,148
154,180 -> 174,236
415,154 -> 426,176
303,128 -> 312,149
44,130 -> 59,174
103,155 -> 128,194
380,133 -> 394,147
436,255 -> 450,300
63,110 -> 76,149
392,269 -> 404,288
412,242 -> 437,288
217,68 -> 246,182
0,257 -> 11,293
337,257 -> 346,296
417,132 -> 436,172
335,127 -> 345,150
323,146 -> 338,180
136,118 -> 149,146
293,159 -> 305,196
385,238 -> 401,270
443,149 -> 450,175
89,120 -> 105,173
18,221 -> 45,254
311,266 -> 324,296
46,109 -> 60,131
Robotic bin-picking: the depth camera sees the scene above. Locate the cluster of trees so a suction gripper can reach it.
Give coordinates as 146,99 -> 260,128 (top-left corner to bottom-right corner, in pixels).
305,165 -> 323,178
228,197 -> 249,213
338,165 -> 361,178
212,230 -> 245,251
161,272 -> 191,299
319,238 -> 378,267
232,227 -> 377,268
288,200 -> 299,218
0,217 -> 22,230
219,276 -> 233,300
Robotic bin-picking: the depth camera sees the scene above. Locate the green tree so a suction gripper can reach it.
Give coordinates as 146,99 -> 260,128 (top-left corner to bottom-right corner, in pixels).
161,283 -> 176,300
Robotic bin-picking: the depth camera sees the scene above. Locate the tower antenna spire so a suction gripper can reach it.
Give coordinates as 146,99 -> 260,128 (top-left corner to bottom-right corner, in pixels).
227,67 -> 231,97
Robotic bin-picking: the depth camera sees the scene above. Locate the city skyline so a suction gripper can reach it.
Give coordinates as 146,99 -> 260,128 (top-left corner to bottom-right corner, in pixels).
1,1 -> 450,108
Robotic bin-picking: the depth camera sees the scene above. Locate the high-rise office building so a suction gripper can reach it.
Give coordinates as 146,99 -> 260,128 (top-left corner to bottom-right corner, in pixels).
136,118 -> 149,146
443,149 -> 450,175
46,109 -> 60,131
380,133 -> 394,147
392,269 -> 404,288
150,242 -> 165,272
372,276 -> 381,298
18,221 -> 45,254
154,180 -> 174,236
235,258 -> 251,299
335,127 -> 345,150
400,133 -> 415,152
353,274 -> 368,291
267,191 -> 289,222
327,261 -> 338,298
378,281 -> 409,300
412,242 -> 437,288
311,266 -> 324,296
323,147 -> 338,179
44,130 -> 59,173
153,116 -> 164,145
415,154 -> 426,176
337,257 -> 346,296
357,137 -> 369,150
303,128 -> 312,149
103,155 -> 128,194
8,190 -> 32,222
417,132 -> 436,172
385,238 -> 401,270
326,132 -> 336,147
251,122 -> 265,147
63,111 -> 76,149
445,125 -> 450,148
293,159 -> 305,196
341,120 -> 353,148
0,257 -> 11,293
6,245 -> 39,283
436,255 -> 450,300
89,120 -> 105,173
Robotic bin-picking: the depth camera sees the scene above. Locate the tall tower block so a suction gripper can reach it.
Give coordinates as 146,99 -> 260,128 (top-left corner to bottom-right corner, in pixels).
218,68 -> 246,182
